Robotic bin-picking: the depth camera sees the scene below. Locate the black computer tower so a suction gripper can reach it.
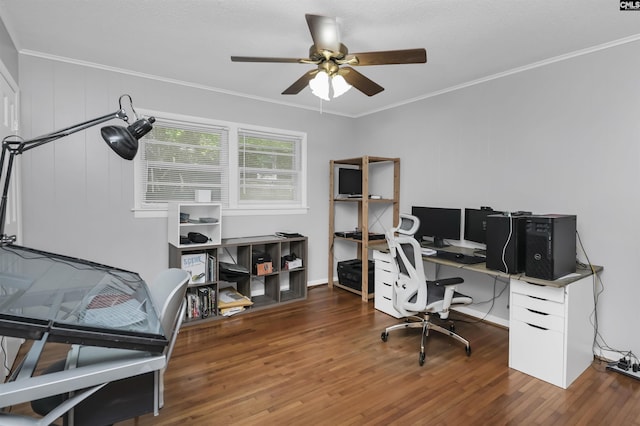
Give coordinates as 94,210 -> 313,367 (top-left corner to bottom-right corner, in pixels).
486,214 -> 528,274
525,214 -> 576,280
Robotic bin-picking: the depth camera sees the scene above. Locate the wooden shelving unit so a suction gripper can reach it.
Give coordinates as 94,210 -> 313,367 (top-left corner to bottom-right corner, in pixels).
328,156 -> 400,301
168,203 -> 308,325
169,234 -> 307,326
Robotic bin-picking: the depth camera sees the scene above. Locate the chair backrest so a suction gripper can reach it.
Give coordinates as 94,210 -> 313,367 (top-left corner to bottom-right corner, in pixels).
386,214 -> 428,316
165,299 -> 186,363
149,268 -> 190,338
150,268 -> 189,406
140,269 -> 189,410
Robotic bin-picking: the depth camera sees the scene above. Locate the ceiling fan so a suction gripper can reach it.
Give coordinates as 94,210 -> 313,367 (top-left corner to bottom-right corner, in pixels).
230,14 -> 427,100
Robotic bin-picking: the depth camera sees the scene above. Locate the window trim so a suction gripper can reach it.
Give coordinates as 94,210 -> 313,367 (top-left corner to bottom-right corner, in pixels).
133,109 -> 308,218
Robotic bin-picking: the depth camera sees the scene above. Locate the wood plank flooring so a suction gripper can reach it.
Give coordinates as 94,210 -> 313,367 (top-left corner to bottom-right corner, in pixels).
7,285 -> 640,425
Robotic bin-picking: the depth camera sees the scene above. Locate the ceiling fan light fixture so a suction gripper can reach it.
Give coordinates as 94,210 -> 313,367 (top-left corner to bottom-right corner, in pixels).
310,71 -> 330,101
232,14 -> 426,99
331,74 -> 352,98
309,71 -> 352,101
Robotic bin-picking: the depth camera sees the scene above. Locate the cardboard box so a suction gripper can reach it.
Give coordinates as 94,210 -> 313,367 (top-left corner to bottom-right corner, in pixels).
255,262 -> 273,276
284,258 -> 303,270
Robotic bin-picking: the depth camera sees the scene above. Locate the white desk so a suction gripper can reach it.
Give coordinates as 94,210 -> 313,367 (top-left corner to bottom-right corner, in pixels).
374,249 -> 602,389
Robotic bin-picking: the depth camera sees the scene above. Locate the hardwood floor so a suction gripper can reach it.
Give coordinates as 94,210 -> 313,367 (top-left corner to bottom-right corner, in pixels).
8,285 -> 640,425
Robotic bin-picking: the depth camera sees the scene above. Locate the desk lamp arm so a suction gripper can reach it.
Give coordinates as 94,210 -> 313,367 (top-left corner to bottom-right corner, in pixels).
7,109 -> 128,154
0,94 -> 154,245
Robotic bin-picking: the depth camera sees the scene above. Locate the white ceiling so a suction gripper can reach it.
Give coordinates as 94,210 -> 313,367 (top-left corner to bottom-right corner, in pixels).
0,0 -> 638,117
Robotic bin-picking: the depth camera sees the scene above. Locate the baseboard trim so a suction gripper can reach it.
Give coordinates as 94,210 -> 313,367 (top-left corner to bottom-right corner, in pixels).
452,306 -> 510,329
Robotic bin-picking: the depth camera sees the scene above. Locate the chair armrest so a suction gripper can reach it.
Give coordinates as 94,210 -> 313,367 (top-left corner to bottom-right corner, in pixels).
429,277 -> 464,286
440,281 -> 460,320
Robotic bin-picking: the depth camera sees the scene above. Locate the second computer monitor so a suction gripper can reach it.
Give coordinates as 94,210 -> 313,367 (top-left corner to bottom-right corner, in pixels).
464,208 -> 495,244
411,206 -> 461,248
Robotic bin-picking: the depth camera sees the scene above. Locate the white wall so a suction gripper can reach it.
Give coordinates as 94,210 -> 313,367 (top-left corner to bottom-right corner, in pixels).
355,40 -> 640,357
17,38 -> 640,358
17,55 -> 354,286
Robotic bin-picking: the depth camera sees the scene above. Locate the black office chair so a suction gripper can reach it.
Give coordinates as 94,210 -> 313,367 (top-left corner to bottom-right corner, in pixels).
30,268 -> 189,426
380,214 -> 472,365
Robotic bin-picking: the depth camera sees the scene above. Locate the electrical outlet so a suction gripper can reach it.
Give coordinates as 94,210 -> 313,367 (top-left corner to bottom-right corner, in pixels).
607,360 -> 640,381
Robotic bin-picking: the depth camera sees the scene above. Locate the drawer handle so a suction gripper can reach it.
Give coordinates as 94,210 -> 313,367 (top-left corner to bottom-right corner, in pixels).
383,283 -> 392,287
526,308 -> 548,316
528,295 -> 546,301
526,323 -> 548,331
383,296 -> 391,301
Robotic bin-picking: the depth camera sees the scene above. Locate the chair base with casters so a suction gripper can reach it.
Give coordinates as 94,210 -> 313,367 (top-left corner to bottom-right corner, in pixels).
381,296 -> 472,366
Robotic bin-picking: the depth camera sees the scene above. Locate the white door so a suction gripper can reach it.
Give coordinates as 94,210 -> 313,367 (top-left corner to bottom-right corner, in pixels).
0,70 -> 19,243
0,67 -> 21,381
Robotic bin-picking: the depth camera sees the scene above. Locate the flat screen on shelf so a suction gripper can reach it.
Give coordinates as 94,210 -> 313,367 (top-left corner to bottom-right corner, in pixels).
338,168 -> 362,196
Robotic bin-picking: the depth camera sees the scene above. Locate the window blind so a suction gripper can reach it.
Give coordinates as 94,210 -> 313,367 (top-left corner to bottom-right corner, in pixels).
140,121 -> 229,207
237,129 -> 302,204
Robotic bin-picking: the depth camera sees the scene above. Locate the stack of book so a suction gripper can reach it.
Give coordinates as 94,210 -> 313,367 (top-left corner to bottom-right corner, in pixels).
218,287 -> 253,316
186,286 -> 216,320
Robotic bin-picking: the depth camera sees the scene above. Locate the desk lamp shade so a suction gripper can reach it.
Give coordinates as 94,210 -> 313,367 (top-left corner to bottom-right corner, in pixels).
101,116 -> 155,160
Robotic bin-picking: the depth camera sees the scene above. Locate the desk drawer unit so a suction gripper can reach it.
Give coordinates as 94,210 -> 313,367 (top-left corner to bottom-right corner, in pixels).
509,278 -> 594,389
373,251 -> 402,318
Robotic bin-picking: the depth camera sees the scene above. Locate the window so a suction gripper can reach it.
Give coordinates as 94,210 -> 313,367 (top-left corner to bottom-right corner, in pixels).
237,129 -> 303,206
134,110 -> 307,217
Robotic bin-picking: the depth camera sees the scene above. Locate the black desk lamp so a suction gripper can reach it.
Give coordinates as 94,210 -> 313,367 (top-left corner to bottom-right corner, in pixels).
0,94 -> 155,245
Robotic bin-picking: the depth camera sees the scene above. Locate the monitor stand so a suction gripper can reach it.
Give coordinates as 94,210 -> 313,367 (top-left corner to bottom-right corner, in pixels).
421,237 -> 449,249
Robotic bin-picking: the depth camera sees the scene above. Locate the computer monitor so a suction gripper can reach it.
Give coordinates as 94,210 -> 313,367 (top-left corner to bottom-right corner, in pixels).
464,207 -> 494,244
338,168 -> 362,196
411,206 -> 461,248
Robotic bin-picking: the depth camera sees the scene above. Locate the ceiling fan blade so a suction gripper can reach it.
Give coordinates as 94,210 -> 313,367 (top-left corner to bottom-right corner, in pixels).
231,56 -> 305,63
348,48 -> 427,66
338,67 -> 384,97
305,14 -> 341,52
282,69 -> 319,95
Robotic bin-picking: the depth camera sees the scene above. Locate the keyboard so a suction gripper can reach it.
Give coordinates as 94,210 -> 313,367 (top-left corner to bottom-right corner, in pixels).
435,250 -> 485,264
